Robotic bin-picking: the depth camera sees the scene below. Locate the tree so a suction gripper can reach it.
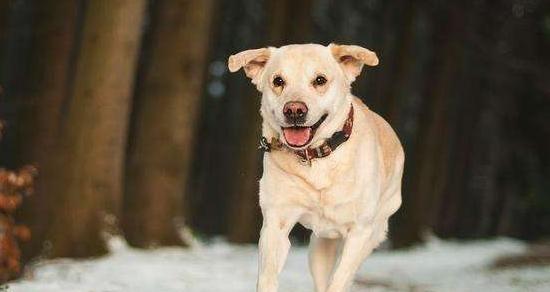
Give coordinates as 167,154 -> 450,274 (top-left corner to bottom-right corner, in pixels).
122,0 -> 215,248
188,0 -> 264,238
45,0 -> 146,258
11,0 -> 79,260
0,0 -> 11,66
391,3 -> 465,247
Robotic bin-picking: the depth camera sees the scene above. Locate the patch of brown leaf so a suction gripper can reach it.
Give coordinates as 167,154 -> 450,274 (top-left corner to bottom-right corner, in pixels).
0,121 -> 37,283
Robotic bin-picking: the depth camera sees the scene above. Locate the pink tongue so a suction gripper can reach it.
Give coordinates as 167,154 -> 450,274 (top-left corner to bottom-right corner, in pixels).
283,127 -> 312,147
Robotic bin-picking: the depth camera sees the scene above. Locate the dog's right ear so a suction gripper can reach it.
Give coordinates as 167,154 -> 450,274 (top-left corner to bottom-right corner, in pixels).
228,48 -> 271,86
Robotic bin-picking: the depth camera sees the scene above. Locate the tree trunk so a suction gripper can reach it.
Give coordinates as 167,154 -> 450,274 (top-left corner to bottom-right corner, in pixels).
377,1 -> 416,124
267,0 -> 313,46
392,4 -> 464,248
0,0 -> 11,69
46,0 -> 146,258
122,0 -> 215,248
188,0 -> 263,238
12,0 -> 79,260
224,90 -> 263,243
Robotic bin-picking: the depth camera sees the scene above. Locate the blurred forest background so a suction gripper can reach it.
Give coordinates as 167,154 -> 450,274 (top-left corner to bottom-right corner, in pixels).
0,0 -> 548,275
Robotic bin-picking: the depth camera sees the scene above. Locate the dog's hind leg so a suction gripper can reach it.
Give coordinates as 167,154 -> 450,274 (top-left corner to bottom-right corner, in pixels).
309,234 -> 340,292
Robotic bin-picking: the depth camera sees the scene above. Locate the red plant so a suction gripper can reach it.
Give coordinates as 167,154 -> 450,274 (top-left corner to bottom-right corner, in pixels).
0,121 -> 36,283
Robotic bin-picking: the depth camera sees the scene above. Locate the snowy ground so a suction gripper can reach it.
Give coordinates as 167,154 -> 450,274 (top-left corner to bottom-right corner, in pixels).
6,236 -> 550,292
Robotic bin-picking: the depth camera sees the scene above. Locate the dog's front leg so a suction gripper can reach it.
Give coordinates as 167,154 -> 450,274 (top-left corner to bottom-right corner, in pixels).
257,211 -> 298,292
325,226 -> 374,292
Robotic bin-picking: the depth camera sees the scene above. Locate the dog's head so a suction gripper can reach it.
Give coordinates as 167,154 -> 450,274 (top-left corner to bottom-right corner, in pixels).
228,44 -> 378,149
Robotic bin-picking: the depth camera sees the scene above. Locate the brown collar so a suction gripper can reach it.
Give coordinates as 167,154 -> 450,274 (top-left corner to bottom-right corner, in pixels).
259,104 -> 354,164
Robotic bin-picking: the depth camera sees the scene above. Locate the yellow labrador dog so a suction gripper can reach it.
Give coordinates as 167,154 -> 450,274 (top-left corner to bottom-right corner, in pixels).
228,44 -> 404,292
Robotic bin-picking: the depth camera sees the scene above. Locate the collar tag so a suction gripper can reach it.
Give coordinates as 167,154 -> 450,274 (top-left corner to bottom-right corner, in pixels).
259,137 -> 271,152
299,150 -> 312,166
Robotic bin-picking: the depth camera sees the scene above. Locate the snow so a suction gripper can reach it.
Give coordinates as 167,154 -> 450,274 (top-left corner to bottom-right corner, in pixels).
7,236 -> 550,292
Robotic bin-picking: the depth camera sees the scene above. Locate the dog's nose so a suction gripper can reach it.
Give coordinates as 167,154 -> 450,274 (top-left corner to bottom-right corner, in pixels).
283,101 -> 308,124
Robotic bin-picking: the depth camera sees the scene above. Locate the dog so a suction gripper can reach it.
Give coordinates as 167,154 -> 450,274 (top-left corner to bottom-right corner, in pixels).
228,44 -> 404,292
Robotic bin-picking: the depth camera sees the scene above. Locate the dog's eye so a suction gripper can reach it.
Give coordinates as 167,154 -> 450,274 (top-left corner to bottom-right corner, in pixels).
313,75 -> 327,86
273,76 -> 285,87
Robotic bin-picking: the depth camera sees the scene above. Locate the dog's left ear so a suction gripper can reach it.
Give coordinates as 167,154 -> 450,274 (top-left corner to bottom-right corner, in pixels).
228,48 -> 271,86
329,44 -> 379,82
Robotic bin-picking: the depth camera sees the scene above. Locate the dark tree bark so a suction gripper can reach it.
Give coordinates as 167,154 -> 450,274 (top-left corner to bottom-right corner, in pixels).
46,0 -> 146,258
418,0 -> 497,239
0,0 -> 11,132
11,0 -> 80,260
267,0 -> 313,46
122,0 -> 215,248
0,0 -> 11,66
376,1 -> 417,124
392,3 -> 465,248
224,90 -> 263,243
0,1 -> 34,169
188,0 -> 262,238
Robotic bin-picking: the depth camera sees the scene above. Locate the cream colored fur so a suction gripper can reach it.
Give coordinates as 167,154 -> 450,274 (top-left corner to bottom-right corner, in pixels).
228,44 -> 404,292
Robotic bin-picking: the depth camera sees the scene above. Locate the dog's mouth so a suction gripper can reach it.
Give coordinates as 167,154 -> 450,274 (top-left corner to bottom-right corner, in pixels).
282,114 -> 328,148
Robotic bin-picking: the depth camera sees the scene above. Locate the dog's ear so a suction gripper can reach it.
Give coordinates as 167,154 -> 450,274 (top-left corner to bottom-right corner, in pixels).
329,44 -> 379,82
228,48 -> 271,85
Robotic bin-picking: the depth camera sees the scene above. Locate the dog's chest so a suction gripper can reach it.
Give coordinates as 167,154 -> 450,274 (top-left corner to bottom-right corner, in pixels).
297,162 -> 363,238
262,143 -> 372,238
